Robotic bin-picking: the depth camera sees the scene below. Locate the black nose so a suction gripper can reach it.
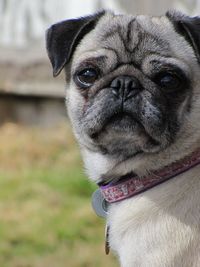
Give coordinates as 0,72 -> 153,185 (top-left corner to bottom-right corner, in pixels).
110,76 -> 141,100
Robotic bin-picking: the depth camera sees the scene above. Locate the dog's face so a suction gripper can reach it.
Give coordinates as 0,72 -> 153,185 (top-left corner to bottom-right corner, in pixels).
46,11 -> 200,178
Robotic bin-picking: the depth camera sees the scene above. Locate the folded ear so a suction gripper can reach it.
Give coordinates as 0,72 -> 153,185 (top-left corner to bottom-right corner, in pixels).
46,11 -> 105,77
166,10 -> 200,64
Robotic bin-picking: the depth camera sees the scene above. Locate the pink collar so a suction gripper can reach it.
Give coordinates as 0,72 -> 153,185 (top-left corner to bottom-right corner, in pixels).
100,149 -> 200,203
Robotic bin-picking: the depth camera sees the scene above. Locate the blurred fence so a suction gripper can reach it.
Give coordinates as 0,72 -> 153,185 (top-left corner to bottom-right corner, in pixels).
0,0 -> 198,48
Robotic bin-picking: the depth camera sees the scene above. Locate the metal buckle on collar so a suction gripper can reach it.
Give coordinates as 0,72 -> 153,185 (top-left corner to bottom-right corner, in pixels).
91,189 -> 110,255
91,189 -> 109,218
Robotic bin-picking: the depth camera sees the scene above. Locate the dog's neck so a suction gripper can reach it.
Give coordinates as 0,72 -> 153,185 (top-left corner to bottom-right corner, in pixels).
99,147 -> 200,203
81,130 -> 200,183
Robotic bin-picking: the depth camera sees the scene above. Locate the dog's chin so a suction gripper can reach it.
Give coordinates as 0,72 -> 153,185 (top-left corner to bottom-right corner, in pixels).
89,113 -> 168,159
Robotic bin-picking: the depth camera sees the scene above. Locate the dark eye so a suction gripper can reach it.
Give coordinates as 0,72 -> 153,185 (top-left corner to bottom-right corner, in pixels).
76,68 -> 98,88
155,72 -> 182,91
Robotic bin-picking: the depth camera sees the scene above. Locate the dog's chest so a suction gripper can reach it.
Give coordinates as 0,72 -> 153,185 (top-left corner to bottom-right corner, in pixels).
107,172 -> 200,267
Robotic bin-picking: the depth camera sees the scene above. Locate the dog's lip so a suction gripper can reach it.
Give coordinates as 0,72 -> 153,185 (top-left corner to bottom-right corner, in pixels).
89,112 -> 135,139
89,111 -> 161,148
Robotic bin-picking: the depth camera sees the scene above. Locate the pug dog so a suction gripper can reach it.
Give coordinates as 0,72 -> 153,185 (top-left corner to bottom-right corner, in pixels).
46,10 -> 200,267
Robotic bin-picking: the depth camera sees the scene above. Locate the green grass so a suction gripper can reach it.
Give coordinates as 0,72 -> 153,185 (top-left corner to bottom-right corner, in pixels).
0,123 -> 117,267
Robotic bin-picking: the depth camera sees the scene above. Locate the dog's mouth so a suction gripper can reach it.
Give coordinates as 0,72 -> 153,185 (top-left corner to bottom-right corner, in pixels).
90,112 -> 159,144
88,111 -> 164,158
90,112 -> 137,139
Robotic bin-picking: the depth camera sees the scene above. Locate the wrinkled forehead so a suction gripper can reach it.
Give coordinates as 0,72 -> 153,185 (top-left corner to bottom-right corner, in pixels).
71,13 -> 195,76
73,14 -> 172,63
97,15 -> 171,64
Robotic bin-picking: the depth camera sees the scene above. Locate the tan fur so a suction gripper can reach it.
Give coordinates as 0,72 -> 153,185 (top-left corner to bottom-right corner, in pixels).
109,165 -> 200,267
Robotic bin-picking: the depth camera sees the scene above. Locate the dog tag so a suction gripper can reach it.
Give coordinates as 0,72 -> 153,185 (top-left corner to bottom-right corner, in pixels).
105,224 -> 110,255
91,189 -> 108,218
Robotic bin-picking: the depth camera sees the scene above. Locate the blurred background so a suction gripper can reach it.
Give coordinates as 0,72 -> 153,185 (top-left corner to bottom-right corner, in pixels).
0,0 -> 198,266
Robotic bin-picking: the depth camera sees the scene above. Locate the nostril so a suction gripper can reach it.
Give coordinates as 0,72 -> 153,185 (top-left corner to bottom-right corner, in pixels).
111,79 -> 123,98
124,78 -> 142,99
111,79 -> 122,89
125,80 -> 140,97
126,79 -> 139,90
127,80 -> 133,92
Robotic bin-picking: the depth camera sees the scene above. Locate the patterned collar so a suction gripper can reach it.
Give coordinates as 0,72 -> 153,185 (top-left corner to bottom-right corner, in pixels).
99,149 -> 200,203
